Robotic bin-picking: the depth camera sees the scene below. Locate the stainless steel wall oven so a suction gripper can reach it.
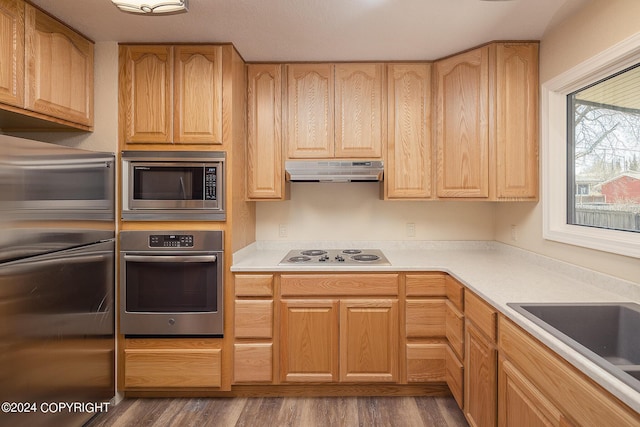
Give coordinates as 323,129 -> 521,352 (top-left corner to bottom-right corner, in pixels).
119,230 -> 224,336
121,151 -> 225,221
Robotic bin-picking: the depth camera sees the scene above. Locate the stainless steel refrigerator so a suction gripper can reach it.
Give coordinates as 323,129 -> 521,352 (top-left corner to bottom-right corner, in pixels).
0,135 -> 115,427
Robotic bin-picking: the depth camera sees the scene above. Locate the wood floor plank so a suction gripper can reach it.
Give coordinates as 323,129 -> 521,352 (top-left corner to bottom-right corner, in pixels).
86,396 -> 469,427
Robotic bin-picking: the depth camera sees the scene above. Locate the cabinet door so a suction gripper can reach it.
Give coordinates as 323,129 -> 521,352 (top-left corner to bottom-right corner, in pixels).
465,321 -> 497,427
286,63 -> 334,158
24,4 -> 93,126
386,63 -> 431,198
234,343 -> 273,383
280,299 -> 338,382
498,358 -> 568,427
334,63 -> 384,158
495,43 -> 539,200
119,45 -> 173,144
340,299 -> 398,382
0,0 -> 24,108
247,64 -> 284,199
435,46 -> 489,198
173,45 -> 223,144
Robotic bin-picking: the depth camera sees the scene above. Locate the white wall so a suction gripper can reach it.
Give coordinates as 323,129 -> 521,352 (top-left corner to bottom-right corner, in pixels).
495,0 -> 640,284
256,183 -> 496,241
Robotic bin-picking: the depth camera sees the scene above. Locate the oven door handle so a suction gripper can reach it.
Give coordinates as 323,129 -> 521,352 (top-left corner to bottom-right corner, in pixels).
123,254 -> 217,263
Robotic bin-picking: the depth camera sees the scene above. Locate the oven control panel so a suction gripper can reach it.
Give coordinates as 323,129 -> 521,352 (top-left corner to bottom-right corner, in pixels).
149,234 -> 194,248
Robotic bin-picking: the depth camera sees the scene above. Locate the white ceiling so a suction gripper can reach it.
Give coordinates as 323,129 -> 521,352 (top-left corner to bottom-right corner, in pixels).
30,0 -> 589,62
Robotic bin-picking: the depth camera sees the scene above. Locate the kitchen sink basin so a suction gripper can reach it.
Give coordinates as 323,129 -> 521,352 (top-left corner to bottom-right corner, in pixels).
508,302 -> 640,393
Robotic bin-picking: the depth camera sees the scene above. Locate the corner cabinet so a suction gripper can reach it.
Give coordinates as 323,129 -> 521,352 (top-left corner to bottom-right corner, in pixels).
246,64 -> 285,200
404,273 -> 464,409
285,63 -> 384,159
435,42 -> 538,200
119,44 -> 223,146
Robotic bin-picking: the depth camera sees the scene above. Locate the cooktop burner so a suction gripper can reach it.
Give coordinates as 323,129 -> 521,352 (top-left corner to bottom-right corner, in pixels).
279,249 -> 390,266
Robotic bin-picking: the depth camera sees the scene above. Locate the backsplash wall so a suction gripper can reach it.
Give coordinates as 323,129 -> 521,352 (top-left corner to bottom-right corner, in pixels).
256,182 -> 496,241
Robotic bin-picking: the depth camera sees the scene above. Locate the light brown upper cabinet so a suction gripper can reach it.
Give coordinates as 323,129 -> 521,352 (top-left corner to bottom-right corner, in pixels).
247,64 -> 284,200
435,42 -> 538,200
386,63 -> 432,199
435,46 -> 490,198
25,4 -> 93,127
0,0 -> 93,129
286,63 -> 384,159
494,43 -> 539,200
119,44 -> 223,146
0,0 -> 24,108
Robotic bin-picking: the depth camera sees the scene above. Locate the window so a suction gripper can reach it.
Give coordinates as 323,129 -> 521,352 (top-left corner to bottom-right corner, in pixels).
567,64 -> 640,233
542,33 -> 640,258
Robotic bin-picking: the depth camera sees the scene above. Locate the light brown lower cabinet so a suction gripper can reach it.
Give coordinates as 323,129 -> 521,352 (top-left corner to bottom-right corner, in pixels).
498,357 -> 569,427
233,274 -> 275,384
464,292 -> 498,427
340,299 -> 398,382
279,298 -> 398,383
280,299 -> 339,382
124,339 -> 222,389
498,317 -> 639,427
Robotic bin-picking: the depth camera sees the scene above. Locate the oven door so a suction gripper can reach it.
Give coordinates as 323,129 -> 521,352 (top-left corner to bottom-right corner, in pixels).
120,252 -> 223,336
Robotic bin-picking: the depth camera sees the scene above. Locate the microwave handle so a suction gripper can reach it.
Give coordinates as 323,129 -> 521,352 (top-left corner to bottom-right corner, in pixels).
123,254 -> 217,263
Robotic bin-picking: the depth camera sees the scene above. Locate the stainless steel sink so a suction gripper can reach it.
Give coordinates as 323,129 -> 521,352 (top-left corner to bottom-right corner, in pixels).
508,302 -> 640,393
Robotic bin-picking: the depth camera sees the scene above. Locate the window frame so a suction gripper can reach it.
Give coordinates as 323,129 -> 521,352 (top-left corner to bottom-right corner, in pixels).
542,32 -> 640,259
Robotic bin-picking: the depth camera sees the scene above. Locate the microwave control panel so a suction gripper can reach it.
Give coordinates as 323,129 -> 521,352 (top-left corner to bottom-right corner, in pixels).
149,234 -> 194,248
205,166 -> 217,200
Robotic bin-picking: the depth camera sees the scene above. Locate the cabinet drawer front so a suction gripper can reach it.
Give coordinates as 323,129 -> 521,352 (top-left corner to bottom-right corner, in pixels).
281,274 -> 399,296
406,273 -> 446,296
234,300 -> 273,338
465,291 -> 496,342
445,275 -> 464,311
235,274 -> 274,297
406,343 -> 446,383
234,343 -> 273,383
499,317 -> 639,427
446,300 -> 464,359
445,345 -> 464,409
406,299 -> 446,338
124,348 -> 221,388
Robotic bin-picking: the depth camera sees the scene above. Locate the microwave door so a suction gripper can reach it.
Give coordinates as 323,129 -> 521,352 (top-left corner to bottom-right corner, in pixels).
130,164 -> 205,209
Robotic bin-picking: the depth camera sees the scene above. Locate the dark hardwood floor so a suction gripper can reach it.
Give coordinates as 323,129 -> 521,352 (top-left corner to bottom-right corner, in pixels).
85,396 -> 468,427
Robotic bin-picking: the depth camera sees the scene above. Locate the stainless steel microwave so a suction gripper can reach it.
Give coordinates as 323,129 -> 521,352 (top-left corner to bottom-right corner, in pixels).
121,151 -> 225,221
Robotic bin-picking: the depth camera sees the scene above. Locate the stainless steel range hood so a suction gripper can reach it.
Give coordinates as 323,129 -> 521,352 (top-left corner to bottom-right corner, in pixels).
285,160 -> 384,182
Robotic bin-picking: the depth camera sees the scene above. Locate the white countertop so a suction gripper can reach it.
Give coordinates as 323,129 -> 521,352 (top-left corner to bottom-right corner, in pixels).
231,240 -> 640,413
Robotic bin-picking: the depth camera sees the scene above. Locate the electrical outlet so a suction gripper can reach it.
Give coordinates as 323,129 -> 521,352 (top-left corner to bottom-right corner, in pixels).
510,224 -> 518,241
406,222 -> 416,237
279,224 -> 288,238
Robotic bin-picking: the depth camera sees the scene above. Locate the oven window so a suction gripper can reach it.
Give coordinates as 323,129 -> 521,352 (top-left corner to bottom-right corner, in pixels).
126,260 -> 217,312
133,166 -> 203,201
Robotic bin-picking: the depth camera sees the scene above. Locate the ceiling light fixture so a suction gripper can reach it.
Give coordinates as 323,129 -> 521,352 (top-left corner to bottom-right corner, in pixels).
111,0 -> 188,15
